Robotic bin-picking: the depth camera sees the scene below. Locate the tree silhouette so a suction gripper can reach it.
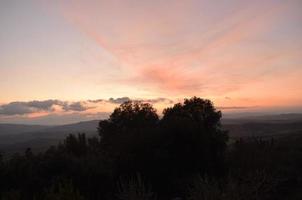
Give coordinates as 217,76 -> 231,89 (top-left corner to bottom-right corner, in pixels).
97,97 -> 228,196
98,101 -> 159,176
159,97 -> 228,175
44,179 -> 85,200
62,134 -> 88,157
98,101 -> 158,150
99,101 -> 159,138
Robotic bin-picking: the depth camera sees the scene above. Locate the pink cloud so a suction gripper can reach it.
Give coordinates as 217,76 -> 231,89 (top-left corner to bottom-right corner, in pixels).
45,0 -> 302,104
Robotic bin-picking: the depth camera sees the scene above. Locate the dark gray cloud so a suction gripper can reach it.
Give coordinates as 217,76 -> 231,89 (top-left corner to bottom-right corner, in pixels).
0,97 -> 174,116
0,100 -> 91,115
107,97 -> 173,104
108,97 -> 131,104
27,100 -> 61,111
88,99 -> 104,103
0,102 -> 35,115
88,97 -> 173,105
142,98 -> 174,104
62,102 -> 90,112
217,106 -> 253,110
88,98 -> 131,104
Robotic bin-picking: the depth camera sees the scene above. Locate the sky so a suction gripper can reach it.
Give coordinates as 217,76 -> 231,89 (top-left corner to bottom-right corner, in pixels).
0,0 -> 302,125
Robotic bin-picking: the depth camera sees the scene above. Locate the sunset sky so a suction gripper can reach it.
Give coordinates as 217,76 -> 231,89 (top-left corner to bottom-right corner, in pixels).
0,0 -> 302,124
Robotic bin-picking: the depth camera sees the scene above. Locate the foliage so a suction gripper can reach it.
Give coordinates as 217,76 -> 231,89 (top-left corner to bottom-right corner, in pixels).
160,97 -> 228,176
99,101 -> 159,140
187,171 -> 274,200
116,173 -> 157,200
1,190 -> 21,200
44,179 -> 85,200
97,97 -> 228,196
187,176 -> 221,200
0,97 -> 301,199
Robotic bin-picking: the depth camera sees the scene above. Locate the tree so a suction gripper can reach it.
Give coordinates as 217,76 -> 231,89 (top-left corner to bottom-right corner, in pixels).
159,97 -> 228,176
61,134 -> 88,157
116,173 -> 157,200
98,101 -> 159,175
98,101 -> 159,153
97,97 -> 228,196
44,179 -> 85,200
99,101 -> 159,139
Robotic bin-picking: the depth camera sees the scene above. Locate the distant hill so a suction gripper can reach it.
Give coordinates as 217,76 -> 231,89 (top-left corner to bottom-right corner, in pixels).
1,114 -> 302,154
0,124 -> 49,136
222,113 -> 302,124
28,120 -> 100,138
224,121 -> 302,138
0,120 -> 99,154
221,113 -> 302,139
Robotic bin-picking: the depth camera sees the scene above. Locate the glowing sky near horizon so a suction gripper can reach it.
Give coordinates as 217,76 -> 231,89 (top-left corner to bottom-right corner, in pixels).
0,0 -> 302,123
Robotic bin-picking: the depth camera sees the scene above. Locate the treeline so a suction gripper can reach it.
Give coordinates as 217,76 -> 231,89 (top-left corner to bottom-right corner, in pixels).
0,97 -> 301,199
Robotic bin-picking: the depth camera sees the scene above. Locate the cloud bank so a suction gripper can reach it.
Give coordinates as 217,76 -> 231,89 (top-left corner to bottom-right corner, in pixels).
0,97 -> 175,116
0,100 -> 90,116
0,97 -> 277,125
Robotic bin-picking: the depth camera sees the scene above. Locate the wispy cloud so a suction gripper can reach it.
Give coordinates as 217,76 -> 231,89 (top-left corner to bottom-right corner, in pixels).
52,0 -> 298,98
1,0 -> 301,114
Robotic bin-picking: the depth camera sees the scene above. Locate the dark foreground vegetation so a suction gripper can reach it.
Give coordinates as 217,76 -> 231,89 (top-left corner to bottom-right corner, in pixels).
0,97 -> 301,199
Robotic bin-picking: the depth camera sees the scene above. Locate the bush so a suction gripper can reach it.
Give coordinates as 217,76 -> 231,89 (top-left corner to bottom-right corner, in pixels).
44,179 -> 85,200
116,173 -> 157,200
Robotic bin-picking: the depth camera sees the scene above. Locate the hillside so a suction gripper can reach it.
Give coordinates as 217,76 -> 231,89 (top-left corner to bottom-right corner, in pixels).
0,120 -> 99,153
0,124 -> 49,136
1,114 -> 302,154
222,113 -> 302,138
